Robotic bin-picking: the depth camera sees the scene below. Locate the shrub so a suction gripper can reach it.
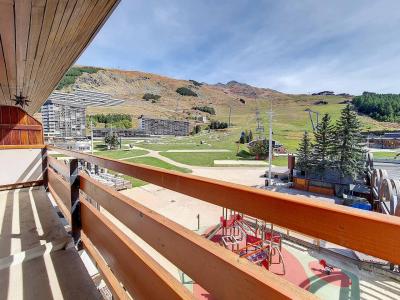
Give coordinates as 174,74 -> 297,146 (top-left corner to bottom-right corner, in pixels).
248,140 -> 269,159
209,120 -> 228,130
192,106 -> 215,115
56,66 -> 102,90
142,93 -> 161,101
192,125 -> 202,134
189,79 -> 203,86
91,113 -> 132,129
104,132 -> 120,149
176,87 -> 198,97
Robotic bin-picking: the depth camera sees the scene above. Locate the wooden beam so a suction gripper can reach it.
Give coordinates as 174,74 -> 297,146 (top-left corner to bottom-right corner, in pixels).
48,183 -> 71,225
49,146 -> 400,265
48,156 -> 70,180
81,232 -> 130,300
81,198 -> 195,300
0,179 -> 43,191
80,174 -> 314,299
0,144 -> 45,150
48,167 -> 71,211
0,124 -> 42,130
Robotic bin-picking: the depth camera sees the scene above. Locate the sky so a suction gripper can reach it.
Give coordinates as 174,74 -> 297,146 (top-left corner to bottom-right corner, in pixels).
77,0 -> 400,95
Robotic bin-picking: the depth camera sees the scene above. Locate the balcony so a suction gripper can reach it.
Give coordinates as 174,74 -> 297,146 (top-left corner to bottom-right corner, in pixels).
1,129 -> 400,299
0,1 -> 399,296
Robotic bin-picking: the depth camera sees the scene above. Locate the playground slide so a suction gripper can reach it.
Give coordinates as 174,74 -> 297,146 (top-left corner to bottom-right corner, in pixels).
205,223 -> 222,240
235,219 -> 256,237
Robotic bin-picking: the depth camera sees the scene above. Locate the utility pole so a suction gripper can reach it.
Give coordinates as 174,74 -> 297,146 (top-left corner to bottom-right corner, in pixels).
228,105 -> 232,127
267,99 -> 273,186
90,117 -> 94,154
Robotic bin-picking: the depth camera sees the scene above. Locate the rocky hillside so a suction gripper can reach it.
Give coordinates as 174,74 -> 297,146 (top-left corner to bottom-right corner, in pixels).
59,66 -> 400,134
63,67 -> 287,121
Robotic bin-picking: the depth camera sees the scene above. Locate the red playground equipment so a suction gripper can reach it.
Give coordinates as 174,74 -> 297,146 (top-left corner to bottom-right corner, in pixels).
206,208 -> 285,273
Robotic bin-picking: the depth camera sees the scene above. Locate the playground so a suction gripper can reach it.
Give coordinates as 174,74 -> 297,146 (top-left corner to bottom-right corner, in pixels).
187,209 -> 400,299
120,180 -> 400,299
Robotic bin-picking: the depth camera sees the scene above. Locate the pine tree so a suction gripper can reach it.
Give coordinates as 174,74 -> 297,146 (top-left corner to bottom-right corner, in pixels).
312,113 -> 335,174
248,130 -> 253,142
296,131 -> 312,175
334,104 -> 365,179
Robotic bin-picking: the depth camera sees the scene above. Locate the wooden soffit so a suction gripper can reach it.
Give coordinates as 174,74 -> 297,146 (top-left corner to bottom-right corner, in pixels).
0,0 -> 120,114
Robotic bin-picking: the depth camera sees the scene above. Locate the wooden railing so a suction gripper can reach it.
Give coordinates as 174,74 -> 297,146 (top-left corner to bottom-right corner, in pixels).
46,146 -> 400,299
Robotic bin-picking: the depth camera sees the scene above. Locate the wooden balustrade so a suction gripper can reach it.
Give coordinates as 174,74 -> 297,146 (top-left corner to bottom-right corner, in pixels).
46,146 -> 400,299
47,155 -> 80,241
79,173 -> 310,299
47,146 -> 400,265
81,198 -> 195,300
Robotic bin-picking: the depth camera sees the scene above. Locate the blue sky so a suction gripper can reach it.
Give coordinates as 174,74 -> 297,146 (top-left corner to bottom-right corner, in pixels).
77,0 -> 400,95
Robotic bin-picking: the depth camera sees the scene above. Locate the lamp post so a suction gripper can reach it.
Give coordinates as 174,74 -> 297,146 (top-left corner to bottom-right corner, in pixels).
267,99 -> 273,186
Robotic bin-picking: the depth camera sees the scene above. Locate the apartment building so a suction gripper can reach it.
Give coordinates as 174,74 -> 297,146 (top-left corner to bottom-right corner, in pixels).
42,89 -> 125,138
42,100 -> 86,138
138,115 -> 189,136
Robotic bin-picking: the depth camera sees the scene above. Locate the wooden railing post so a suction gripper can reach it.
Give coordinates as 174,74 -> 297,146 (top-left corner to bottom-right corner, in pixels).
41,147 -> 48,190
69,158 -> 81,244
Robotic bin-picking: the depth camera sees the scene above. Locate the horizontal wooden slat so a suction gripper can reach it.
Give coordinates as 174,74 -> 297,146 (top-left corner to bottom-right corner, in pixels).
0,179 -> 43,191
48,156 -> 70,180
51,146 -> 400,265
0,124 -> 42,130
0,144 -> 45,150
48,167 -> 71,211
48,183 -> 71,225
80,174 -> 313,299
80,198 -> 195,300
81,232 -> 130,300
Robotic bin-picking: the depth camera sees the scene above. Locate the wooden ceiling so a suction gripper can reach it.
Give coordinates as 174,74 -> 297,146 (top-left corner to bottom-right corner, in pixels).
0,0 -> 120,114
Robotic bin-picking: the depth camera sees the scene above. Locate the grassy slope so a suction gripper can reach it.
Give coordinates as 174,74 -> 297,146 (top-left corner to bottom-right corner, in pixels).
96,149 -> 148,159
371,151 -> 400,159
76,67 -> 400,168
125,157 -> 192,173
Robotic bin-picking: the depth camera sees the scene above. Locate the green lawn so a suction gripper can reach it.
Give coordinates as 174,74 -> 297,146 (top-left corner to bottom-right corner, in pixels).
108,170 -> 148,188
271,156 -> 288,167
371,151 -> 400,159
125,157 -> 192,173
96,149 -> 149,159
108,156 -> 191,188
160,152 -> 237,167
159,151 -> 288,167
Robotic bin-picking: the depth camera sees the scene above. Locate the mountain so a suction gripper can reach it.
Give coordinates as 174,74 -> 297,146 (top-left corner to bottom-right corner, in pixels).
213,80 -> 281,99
57,66 -> 400,150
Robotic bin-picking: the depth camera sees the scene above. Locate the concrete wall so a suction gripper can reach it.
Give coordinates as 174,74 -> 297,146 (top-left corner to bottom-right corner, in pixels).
0,149 -> 44,185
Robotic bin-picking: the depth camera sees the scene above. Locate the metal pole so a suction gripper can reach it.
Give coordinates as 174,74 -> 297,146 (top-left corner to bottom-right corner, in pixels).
90,118 -> 94,154
267,100 -> 273,185
228,105 -> 232,127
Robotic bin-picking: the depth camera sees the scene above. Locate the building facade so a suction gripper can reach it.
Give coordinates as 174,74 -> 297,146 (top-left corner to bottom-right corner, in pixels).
42,100 -> 86,138
367,132 -> 400,149
92,128 -> 148,138
42,89 -> 125,138
138,115 -> 189,136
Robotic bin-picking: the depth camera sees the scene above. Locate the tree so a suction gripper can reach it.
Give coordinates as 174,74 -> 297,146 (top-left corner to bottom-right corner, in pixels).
312,113 -> 335,173
248,130 -> 253,143
239,131 -> 246,144
248,140 -> 269,159
104,132 -> 120,150
142,93 -> 161,102
296,131 -> 312,175
334,104 -> 365,179
192,125 -> 201,134
176,87 -> 198,97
